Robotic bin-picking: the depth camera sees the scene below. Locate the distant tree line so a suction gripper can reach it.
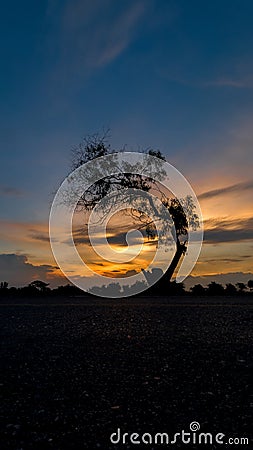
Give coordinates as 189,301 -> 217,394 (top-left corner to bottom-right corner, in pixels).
0,280 -> 83,298
0,278 -> 253,298
189,280 -> 253,296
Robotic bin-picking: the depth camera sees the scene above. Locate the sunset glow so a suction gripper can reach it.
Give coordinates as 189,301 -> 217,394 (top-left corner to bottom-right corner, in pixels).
0,1 -> 252,288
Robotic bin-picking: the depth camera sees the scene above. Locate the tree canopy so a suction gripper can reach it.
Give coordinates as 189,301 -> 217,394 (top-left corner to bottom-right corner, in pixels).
67,132 -> 200,285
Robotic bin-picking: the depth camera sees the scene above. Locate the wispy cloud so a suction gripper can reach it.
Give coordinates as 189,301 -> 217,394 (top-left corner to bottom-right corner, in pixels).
0,186 -> 24,197
204,216 -> 253,244
203,78 -> 248,88
159,61 -> 253,90
70,222 -> 150,247
28,229 -> 52,243
203,256 -> 251,263
199,180 -> 253,200
49,0 -> 147,76
93,2 -> 146,68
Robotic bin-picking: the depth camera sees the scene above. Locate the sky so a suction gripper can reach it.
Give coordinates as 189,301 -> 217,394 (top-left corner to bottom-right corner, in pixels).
0,0 -> 253,288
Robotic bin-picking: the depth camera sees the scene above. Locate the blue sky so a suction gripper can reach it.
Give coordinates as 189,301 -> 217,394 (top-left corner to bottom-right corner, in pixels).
0,0 -> 253,286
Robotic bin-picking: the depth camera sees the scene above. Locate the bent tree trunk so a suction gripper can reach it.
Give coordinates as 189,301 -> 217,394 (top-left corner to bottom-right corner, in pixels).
163,241 -> 187,283
142,240 -> 187,289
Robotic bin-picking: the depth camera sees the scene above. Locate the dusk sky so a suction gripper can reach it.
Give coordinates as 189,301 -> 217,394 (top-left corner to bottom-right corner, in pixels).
0,0 -> 253,288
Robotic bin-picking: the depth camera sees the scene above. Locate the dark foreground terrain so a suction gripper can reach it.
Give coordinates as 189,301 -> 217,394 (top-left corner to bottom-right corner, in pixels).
1,296 -> 253,449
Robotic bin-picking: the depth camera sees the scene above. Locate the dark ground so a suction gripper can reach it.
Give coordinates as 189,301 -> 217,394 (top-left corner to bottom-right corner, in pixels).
0,296 -> 253,449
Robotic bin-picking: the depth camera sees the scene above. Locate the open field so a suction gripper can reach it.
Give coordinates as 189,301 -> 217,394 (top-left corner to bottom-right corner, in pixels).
1,296 -> 253,449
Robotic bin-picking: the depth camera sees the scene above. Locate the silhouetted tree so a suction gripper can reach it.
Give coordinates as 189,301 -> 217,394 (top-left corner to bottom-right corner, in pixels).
89,280 -> 147,297
225,283 -> 237,295
168,281 -> 186,295
0,281 -> 9,297
69,132 -> 200,286
247,280 -> 253,292
53,284 -> 83,296
206,282 -> 224,296
236,282 -> 247,293
0,281 -> 8,290
190,284 -> 206,296
29,280 -> 50,293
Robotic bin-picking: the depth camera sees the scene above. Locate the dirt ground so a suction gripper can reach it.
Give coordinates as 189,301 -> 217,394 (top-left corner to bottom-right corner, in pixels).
1,296 -> 253,449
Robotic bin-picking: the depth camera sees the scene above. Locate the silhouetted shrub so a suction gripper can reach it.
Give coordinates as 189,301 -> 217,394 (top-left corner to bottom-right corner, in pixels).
206,282 -> 224,296
225,283 -> 237,295
190,284 -> 206,296
248,280 -> 253,292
